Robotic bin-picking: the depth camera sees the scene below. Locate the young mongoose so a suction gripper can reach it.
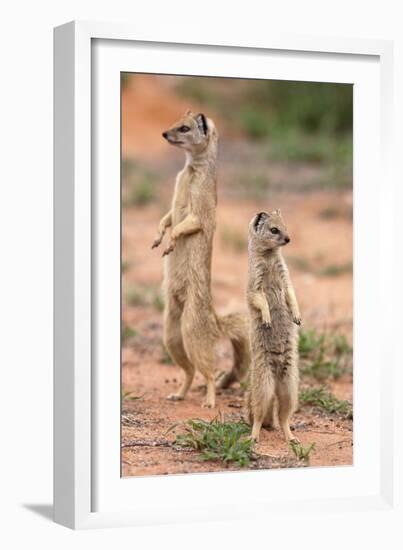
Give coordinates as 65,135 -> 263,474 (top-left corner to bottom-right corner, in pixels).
152,111 -> 249,408
246,210 -> 301,442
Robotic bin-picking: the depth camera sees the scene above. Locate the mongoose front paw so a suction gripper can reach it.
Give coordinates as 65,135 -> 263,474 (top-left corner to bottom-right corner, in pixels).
262,321 -> 272,329
162,242 -> 175,256
151,237 -> 162,249
293,316 -> 302,326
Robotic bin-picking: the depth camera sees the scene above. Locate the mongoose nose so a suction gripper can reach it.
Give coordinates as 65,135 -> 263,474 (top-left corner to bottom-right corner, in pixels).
162,131 -> 168,139
285,236 -> 290,244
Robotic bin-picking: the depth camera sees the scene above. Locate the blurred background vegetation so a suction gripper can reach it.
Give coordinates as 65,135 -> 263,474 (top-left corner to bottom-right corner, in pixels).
121,73 -> 353,336
176,77 -> 352,190
122,75 -> 352,206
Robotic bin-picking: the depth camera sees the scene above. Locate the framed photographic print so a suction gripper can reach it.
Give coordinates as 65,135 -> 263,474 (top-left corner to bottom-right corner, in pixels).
54,21 -> 399,530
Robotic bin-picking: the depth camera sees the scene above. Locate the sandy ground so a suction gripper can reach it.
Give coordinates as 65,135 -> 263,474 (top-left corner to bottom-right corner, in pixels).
121,75 -> 353,476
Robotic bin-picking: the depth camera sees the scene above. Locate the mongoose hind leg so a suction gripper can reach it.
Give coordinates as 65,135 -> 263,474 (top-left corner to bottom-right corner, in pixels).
262,400 -> 275,429
276,376 -> 299,443
195,351 -> 216,409
183,330 -> 216,408
181,303 -> 218,408
249,371 -> 275,442
164,299 -> 195,401
251,397 -> 275,441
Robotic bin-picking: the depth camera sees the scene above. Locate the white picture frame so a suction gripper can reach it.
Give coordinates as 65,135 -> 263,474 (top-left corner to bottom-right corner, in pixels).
54,20 -> 399,530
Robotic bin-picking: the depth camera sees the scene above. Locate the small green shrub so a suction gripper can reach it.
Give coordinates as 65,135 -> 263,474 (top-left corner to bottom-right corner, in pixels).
289,440 -> 316,464
173,416 -> 255,467
122,390 -> 144,402
299,328 -> 352,381
124,284 -> 164,311
332,334 -> 352,356
122,159 -> 158,206
299,329 -> 326,358
299,386 -> 353,419
238,107 -> 270,139
122,325 -> 137,343
319,262 -> 353,277
319,206 -> 352,221
126,179 -> 155,206
152,292 -> 165,312
287,258 -> 353,278
125,287 -> 148,307
122,260 -> 131,273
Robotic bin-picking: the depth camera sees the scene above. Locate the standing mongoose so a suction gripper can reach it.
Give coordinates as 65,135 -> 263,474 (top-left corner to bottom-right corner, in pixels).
246,210 -> 301,442
152,111 -> 249,408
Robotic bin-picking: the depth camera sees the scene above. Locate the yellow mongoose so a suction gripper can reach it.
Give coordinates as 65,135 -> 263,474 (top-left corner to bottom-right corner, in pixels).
246,210 -> 301,442
152,111 -> 249,408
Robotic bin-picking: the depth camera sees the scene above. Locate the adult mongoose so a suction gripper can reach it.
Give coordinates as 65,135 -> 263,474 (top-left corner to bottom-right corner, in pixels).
152,111 -> 249,408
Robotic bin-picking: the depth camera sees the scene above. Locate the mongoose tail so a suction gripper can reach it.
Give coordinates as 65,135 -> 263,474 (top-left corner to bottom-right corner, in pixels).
215,312 -> 250,389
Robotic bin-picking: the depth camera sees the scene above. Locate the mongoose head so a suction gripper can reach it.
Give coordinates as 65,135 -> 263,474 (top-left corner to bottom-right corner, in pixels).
249,210 -> 291,250
162,111 -> 216,153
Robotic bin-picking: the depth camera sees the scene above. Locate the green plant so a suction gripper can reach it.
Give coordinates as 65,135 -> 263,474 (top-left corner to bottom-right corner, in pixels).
122,159 -> 158,206
122,325 -> 137,343
124,284 -> 164,311
238,107 -> 270,139
121,73 -> 131,89
125,287 -> 148,307
239,377 -> 250,392
299,386 -> 353,419
126,179 -> 155,206
288,440 -> 316,464
298,328 -> 352,381
301,357 -> 347,381
173,416 -> 255,467
332,334 -> 352,356
152,292 -> 165,312
318,206 -> 352,221
287,258 -> 353,278
298,328 -> 326,358
319,262 -> 353,277
122,390 -> 144,402
175,77 -> 353,191
122,260 -> 131,273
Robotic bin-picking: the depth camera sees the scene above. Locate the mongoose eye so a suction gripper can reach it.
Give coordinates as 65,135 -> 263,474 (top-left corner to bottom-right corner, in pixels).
178,125 -> 190,133
270,227 -> 279,234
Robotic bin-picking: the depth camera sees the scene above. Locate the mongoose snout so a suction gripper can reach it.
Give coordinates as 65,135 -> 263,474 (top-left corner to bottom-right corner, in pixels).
161,111 -> 210,152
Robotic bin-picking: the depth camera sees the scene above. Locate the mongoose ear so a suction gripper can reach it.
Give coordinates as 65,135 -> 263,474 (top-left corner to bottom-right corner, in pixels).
275,208 -> 281,215
196,113 -> 208,135
253,211 -> 269,232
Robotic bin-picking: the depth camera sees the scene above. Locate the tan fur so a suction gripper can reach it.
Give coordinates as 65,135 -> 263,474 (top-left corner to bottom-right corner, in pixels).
152,111 -> 249,408
246,210 -> 301,442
